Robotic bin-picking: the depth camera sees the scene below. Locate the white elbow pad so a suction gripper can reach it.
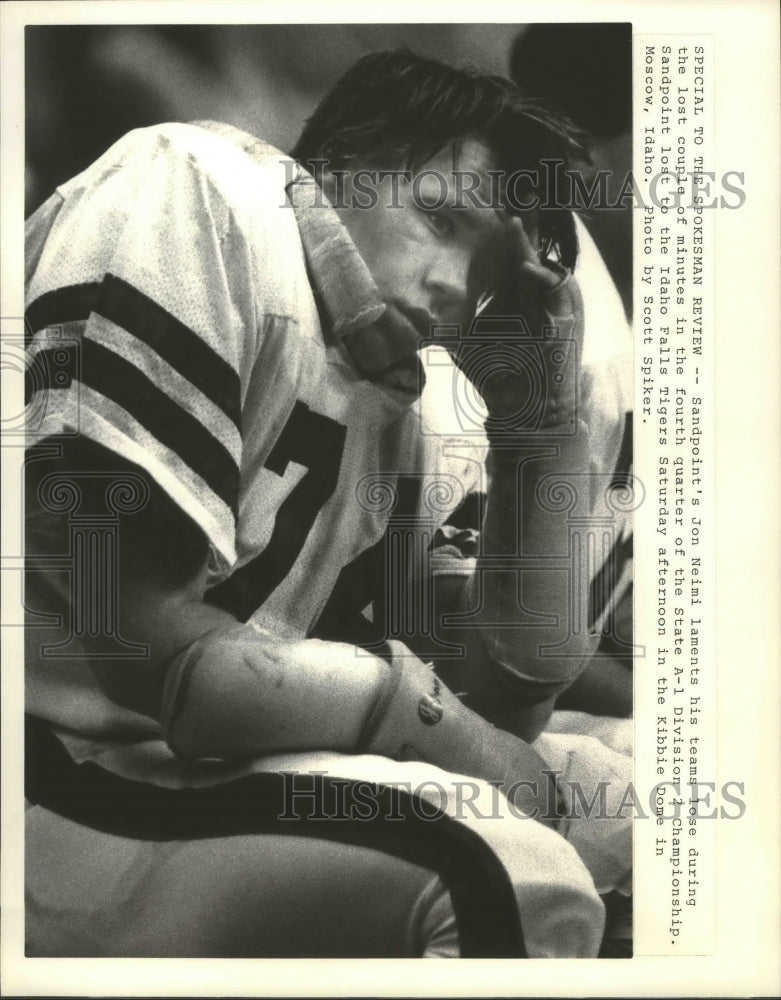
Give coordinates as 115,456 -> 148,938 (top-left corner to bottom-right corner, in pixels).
160,623 -> 249,758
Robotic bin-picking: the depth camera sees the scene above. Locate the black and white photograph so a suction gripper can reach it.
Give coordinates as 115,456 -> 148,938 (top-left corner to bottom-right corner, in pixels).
20,19 -> 634,961
1,3 -> 779,996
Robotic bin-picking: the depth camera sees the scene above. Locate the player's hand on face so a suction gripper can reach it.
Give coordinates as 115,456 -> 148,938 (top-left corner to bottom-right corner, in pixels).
460,215 -> 585,430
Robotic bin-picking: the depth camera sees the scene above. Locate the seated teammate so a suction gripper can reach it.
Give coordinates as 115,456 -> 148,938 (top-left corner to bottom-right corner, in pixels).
23,51 -> 630,958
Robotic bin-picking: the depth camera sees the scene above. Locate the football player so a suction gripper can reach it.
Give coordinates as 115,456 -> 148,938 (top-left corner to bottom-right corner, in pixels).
23,52 -> 630,958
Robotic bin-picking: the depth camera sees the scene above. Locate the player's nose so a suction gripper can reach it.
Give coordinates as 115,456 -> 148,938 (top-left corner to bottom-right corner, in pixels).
423,249 -> 470,317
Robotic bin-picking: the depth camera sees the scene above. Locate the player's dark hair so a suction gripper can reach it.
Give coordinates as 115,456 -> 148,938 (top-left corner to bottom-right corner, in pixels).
292,49 -> 589,267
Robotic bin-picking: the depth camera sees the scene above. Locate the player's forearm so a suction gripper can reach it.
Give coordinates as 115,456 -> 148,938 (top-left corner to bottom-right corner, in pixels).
437,236 -> 600,735
161,623 -> 387,758
161,619 -> 564,829
445,424 -> 597,740
115,555 -> 388,756
491,427 -> 593,667
479,424 -> 593,663
118,585 -> 385,757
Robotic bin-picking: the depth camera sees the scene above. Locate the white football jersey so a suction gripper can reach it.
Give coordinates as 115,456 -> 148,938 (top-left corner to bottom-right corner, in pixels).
24,123 -> 484,726
25,122 -> 633,734
23,124 -> 622,957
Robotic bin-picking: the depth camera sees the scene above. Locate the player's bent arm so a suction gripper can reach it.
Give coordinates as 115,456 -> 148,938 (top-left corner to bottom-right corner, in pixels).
26,437 -> 562,825
151,553 -> 568,827
164,626 -> 563,827
24,436 -> 385,753
432,226 -> 600,742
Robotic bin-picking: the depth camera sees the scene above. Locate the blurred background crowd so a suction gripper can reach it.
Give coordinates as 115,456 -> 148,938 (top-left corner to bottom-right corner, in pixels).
25,22 -> 632,317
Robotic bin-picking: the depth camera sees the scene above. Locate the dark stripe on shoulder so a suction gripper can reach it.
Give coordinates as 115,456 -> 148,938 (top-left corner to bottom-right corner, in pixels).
25,283 -> 100,345
29,339 -> 239,516
83,339 -> 239,516
26,716 -> 527,959
25,276 -> 241,430
96,275 -> 241,430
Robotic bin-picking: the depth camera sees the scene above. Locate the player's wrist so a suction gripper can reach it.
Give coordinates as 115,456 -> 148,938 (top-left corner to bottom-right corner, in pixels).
356,642 -> 469,760
481,369 -> 580,446
479,259 -> 584,438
